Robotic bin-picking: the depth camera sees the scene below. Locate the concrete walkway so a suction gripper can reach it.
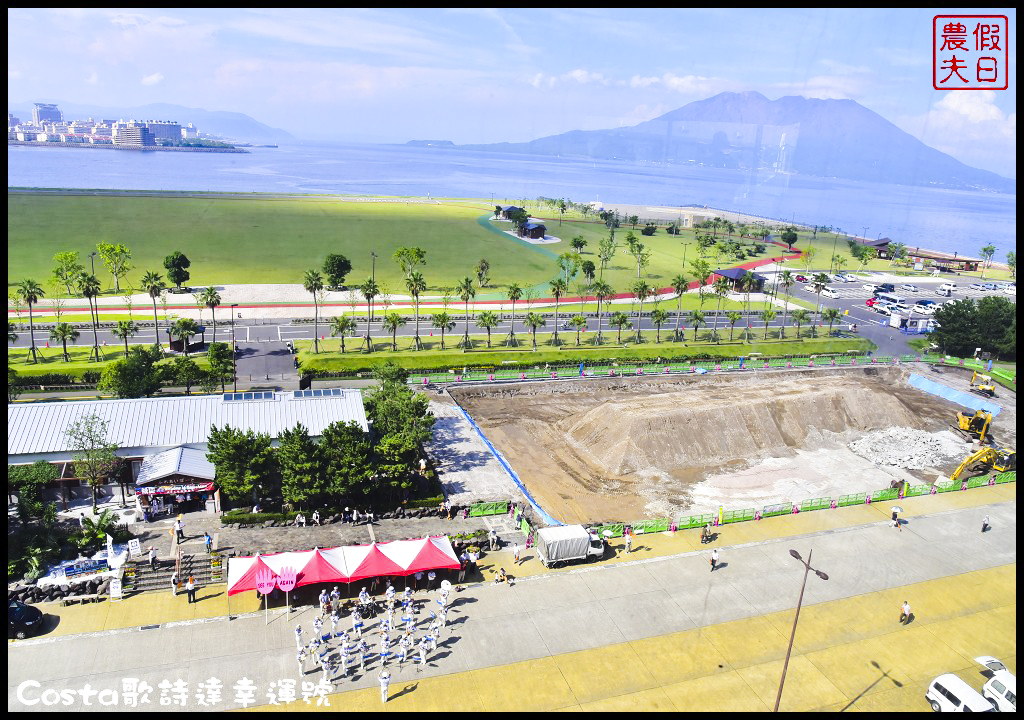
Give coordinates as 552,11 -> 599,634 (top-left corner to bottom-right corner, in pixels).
8,484 -> 1013,711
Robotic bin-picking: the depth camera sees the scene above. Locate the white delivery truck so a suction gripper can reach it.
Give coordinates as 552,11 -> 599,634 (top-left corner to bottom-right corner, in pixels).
535,525 -> 606,567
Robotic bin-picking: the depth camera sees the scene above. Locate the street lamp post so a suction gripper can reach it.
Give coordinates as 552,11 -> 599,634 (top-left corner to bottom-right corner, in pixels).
861,226 -> 868,240
89,251 -> 97,277
370,252 -> 378,325
230,304 -> 238,392
774,548 -> 829,712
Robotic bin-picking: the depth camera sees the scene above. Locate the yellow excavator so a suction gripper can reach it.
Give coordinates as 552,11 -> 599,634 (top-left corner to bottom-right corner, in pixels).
952,409 -> 993,444
950,446 -> 1016,483
970,371 -> 997,397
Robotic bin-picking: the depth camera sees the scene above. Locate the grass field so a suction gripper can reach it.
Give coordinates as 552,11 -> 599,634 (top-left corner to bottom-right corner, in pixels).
9,345 -> 212,380
7,192 -> 788,299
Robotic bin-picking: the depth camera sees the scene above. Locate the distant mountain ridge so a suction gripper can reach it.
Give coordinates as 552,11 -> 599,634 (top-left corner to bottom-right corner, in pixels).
8,101 -> 293,144
459,91 -> 1014,193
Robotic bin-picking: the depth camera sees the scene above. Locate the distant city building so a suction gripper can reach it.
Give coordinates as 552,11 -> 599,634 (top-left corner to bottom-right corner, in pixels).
144,120 -> 182,142
9,113 -> 22,127
181,122 -> 198,139
32,103 -> 63,126
114,123 -> 155,147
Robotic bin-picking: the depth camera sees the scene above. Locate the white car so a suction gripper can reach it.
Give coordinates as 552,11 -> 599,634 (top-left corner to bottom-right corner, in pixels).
925,674 -> 994,712
1004,285 -> 1016,296
862,283 -> 880,292
820,287 -> 839,299
900,283 -> 920,293
939,282 -> 958,293
873,305 -> 893,317
975,656 -> 1016,711
913,303 -> 935,315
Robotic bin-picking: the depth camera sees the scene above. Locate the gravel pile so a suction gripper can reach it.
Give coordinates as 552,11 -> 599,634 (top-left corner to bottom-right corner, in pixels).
849,428 -> 964,469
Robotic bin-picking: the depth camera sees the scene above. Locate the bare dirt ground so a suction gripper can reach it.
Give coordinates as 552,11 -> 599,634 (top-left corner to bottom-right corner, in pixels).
449,366 -> 1016,525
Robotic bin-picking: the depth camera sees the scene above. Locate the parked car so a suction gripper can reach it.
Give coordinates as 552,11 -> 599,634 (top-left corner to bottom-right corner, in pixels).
839,273 -> 857,282
1005,285 -> 1016,295
900,283 -> 919,293
981,282 -> 999,291
913,303 -> 935,315
8,599 -> 43,640
969,282 -> 987,290
974,657 -> 1016,712
873,305 -> 893,316
795,275 -> 810,283
820,287 -> 839,299
865,297 -> 878,307
926,674 -> 995,712
939,282 -> 958,292
862,283 -> 880,292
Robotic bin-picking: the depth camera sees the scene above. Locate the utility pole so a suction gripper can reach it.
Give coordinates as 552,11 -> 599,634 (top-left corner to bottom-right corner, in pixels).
774,549 -> 829,712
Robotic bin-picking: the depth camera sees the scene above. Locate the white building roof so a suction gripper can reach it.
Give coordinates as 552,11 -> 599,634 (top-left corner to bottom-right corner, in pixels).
136,446 -> 216,485
8,389 -> 368,463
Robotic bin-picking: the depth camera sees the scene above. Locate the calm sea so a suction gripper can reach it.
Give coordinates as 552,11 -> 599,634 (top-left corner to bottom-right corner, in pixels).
7,142 -> 1016,259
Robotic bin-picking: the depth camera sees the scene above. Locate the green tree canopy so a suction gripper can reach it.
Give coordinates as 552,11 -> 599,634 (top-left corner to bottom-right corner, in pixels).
98,345 -> 164,398
66,413 -> 121,514
206,425 -> 278,503
163,251 -> 191,290
322,253 -> 353,288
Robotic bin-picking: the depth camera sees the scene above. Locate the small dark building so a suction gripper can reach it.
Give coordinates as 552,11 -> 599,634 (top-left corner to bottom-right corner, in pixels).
499,205 -> 524,220
519,222 -> 547,240
713,267 -> 766,292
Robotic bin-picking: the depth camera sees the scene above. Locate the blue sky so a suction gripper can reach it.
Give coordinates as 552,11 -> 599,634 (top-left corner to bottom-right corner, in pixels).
8,8 -> 1017,178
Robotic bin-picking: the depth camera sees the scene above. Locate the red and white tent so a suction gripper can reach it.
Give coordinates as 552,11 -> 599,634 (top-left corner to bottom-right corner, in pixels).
226,536 -> 461,596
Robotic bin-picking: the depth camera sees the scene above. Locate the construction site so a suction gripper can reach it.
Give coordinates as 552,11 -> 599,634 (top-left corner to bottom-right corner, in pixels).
448,365 -> 1016,525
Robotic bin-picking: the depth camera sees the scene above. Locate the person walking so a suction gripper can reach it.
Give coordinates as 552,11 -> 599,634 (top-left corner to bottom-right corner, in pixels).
329,610 -> 340,640
170,571 -> 178,596
624,530 -> 632,554
427,570 -> 436,591
710,548 -> 719,572
457,559 -> 467,584
489,528 -> 498,551
358,639 -> 369,673
204,532 -> 213,554
414,570 -> 424,591
982,514 -> 990,533
312,617 -> 323,643
296,647 -> 306,676
351,608 -> 363,638
294,624 -> 304,650
186,575 -> 197,604
513,543 -> 521,565
899,600 -> 911,624
175,517 -> 185,542
149,546 -> 157,571
378,668 -> 391,704
339,642 -> 350,678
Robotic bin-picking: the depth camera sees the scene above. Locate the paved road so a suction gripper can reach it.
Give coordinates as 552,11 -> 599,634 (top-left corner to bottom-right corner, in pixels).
8,491 -> 1015,711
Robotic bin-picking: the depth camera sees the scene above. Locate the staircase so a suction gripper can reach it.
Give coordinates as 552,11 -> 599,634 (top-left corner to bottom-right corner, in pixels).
123,552 -> 222,595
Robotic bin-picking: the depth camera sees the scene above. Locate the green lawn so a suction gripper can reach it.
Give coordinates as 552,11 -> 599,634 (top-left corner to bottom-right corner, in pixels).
9,345 -> 212,379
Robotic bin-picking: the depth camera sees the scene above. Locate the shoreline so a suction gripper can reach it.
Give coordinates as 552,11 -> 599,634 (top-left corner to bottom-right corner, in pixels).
8,141 -> 247,154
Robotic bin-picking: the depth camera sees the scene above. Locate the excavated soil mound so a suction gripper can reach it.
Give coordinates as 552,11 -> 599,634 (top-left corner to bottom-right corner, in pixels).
451,367 -> 964,524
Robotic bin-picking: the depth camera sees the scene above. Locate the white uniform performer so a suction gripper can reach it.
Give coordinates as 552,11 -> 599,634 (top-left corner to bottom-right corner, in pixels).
358,639 -> 369,671
378,668 -> 391,704
339,642 -> 351,677
312,617 -> 323,643
330,611 -> 339,639
330,586 -> 341,610
379,633 -> 392,665
417,634 -> 430,669
296,647 -> 306,676
294,624 -> 304,649
351,608 -> 363,638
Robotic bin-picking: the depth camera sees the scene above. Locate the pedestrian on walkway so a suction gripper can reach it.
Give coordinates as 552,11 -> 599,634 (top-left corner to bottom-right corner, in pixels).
982,514 -> 990,533
175,517 -> 185,542
294,624 -> 304,650
468,550 -> 478,574
186,575 -> 197,603
513,543 -> 521,565
378,668 -> 391,704
710,548 -> 719,572
204,532 -> 213,554
625,530 -> 633,554
171,572 -> 178,596
149,546 -> 157,570
489,528 -> 498,551
427,570 -> 436,591
458,560 -> 467,584
899,600 -> 911,624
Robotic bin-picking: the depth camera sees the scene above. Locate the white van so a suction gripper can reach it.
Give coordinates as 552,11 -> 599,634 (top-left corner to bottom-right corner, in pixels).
926,674 -> 995,712
939,282 -> 957,293
875,292 -> 908,312
975,657 -> 1016,711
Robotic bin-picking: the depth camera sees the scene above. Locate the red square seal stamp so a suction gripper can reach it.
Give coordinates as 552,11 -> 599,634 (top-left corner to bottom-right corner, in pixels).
934,15 -> 1009,90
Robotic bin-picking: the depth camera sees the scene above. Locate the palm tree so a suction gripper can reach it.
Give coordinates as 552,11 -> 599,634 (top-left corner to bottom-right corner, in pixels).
822,307 -> 841,337
778,270 -> 795,339
979,244 -> 996,279
359,277 -> 380,352
303,270 -> 324,353
140,270 -> 166,349
49,322 -> 79,362
77,272 -> 102,362
382,312 -> 406,351
689,309 -> 705,341
7,321 -> 16,344
609,311 -> 631,344
569,314 -> 587,345
432,312 -> 455,350
524,311 -> 545,349
112,320 -> 138,356
549,277 -> 567,346
506,282 -> 523,346
740,270 -> 758,342
791,309 -> 810,340
711,276 -> 731,343
200,287 -> 221,345
456,276 -> 476,349
630,279 -> 652,343
811,272 -> 830,337
330,314 -> 357,353
405,271 -> 427,350
726,311 -> 742,342
650,308 -> 669,342
670,274 -> 688,341
592,279 -> 613,346
16,279 -> 44,363
477,310 -> 499,348
760,308 -> 777,340
170,318 -> 200,356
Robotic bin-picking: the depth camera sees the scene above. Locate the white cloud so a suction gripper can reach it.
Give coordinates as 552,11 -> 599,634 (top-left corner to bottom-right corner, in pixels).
141,72 -> 164,85
628,72 -> 725,96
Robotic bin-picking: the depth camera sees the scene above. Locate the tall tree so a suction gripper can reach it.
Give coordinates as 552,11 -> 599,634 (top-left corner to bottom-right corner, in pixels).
761,308 -> 777,340
740,270 -> 758,342
77,272 -> 102,362
303,270 -> 325,353
98,345 -> 163,398
726,310 -> 741,342
140,270 -> 166,349
405,271 -> 427,350
592,280 -> 613,346
549,277 -> 567,346
163,251 -> 191,290
359,277 -> 380,352
330,314 -> 357,353
206,425 -> 278,503
505,283 -> 523,347
476,310 -> 499,348
811,272 -> 831,337
778,270 -> 795,339
670,274 -> 689,341
393,247 -> 427,279
781,227 -> 798,252
630,279 -> 652,343
791,309 -> 810,340
51,251 -> 84,296
689,309 -> 705,342
96,242 -> 133,293
277,423 -> 322,509
609,311 -> 631,344
570,236 -> 586,253
206,342 -> 235,391
979,244 -> 996,279
382,311 -> 406,351
322,253 -> 352,289
169,318 -> 200,356
524,311 -> 545,349
317,421 -> 375,499
431,312 -> 455,350
822,307 -> 841,336
597,235 -> 617,278
1006,250 -> 1016,279
49,322 -> 80,362
456,276 -> 476,349
66,413 -> 121,514
569,314 -> 587,345
16,279 -> 44,364
712,276 -> 731,343
171,356 -> 203,395
112,320 -> 138,356
475,258 -> 491,288
650,307 -> 669,343
200,287 -> 221,345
